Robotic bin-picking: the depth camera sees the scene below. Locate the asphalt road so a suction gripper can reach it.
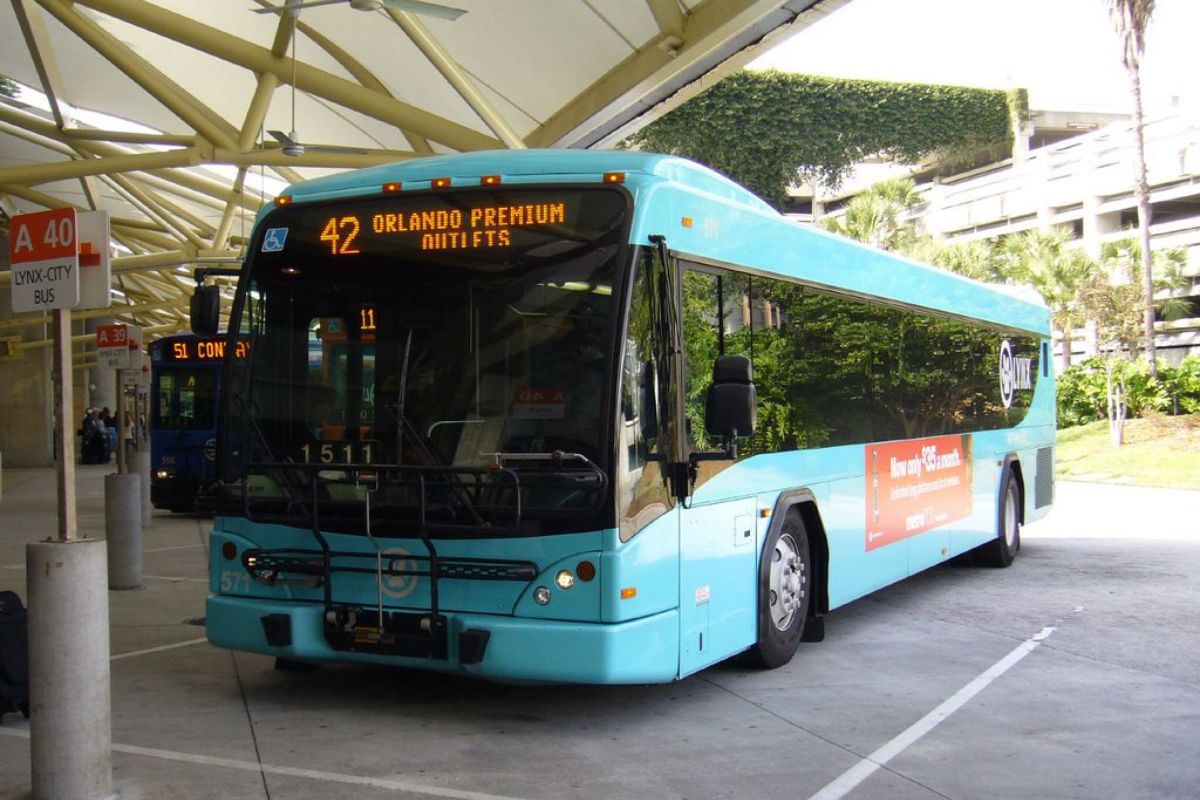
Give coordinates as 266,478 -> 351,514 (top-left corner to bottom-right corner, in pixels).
1,474 -> 1197,800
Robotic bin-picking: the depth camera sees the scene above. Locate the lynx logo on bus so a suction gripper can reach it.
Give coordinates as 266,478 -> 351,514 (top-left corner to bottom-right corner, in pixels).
999,339 -> 1034,408
865,434 -> 973,551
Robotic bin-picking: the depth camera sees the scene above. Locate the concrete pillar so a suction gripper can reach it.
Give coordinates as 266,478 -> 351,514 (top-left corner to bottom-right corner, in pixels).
105,472 -> 143,589
26,538 -> 113,800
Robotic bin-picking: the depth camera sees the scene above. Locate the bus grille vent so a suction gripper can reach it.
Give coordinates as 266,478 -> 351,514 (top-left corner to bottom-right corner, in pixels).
1035,447 -> 1054,508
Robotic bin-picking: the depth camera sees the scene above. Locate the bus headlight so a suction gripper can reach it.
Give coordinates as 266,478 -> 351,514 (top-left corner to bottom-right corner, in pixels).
155,469 -> 172,480
554,570 -> 575,590
533,586 -> 552,605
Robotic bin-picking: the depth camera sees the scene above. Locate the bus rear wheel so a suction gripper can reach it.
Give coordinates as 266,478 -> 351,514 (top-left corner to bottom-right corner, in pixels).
744,511 -> 810,669
977,471 -> 1021,568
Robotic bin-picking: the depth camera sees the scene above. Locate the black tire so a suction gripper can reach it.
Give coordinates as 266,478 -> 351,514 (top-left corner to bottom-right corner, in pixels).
743,511 -> 810,668
977,469 -> 1021,568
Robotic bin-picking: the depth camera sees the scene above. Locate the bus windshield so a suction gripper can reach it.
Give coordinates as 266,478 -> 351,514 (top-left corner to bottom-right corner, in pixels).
155,368 -> 217,429
219,186 -> 629,535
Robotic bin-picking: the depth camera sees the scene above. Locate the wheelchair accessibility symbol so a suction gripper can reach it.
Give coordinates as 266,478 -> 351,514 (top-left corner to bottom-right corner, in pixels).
261,227 -> 288,253
380,547 -> 418,598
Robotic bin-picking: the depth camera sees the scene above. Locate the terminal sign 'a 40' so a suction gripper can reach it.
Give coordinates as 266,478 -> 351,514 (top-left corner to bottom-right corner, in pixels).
8,208 -> 80,313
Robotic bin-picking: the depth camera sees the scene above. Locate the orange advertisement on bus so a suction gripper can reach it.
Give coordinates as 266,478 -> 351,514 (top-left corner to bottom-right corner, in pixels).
865,434 -> 973,551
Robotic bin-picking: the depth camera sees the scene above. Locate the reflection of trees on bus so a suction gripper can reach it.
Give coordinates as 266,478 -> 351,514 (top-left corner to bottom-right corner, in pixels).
683,269 -> 1040,460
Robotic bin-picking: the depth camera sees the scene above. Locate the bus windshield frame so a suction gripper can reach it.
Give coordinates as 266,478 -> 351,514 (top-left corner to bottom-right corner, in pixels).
213,185 -> 633,537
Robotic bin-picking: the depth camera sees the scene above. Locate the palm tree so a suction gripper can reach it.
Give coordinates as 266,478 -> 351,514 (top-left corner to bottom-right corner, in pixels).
1002,229 -> 1095,372
1108,0 -> 1158,375
822,178 -> 923,251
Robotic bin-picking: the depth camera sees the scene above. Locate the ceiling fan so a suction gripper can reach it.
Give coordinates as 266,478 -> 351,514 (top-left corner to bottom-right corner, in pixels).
265,4 -> 376,158
267,129 -> 368,157
254,0 -> 467,20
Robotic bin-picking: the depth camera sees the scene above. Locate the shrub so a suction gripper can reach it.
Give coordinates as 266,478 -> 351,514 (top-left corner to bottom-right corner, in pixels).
1159,355 -> 1200,414
1055,356 -> 1182,428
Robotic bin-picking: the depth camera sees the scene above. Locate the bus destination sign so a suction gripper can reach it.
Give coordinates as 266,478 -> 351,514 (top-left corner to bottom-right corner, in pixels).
164,338 -> 249,362
318,201 -> 567,255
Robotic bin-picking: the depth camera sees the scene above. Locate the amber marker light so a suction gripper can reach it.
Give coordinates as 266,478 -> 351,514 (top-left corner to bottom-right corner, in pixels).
576,560 -> 596,582
620,587 -> 637,600
382,181 -> 402,193
681,217 -> 694,228
481,175 -> 502,186
275,195 -> 293,205
603,172 -> 625,184
222,541 -> 237,560
432,177 -> 451,189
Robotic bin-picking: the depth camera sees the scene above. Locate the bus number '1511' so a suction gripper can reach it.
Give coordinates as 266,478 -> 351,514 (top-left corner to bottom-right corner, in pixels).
300,441 -> 375,464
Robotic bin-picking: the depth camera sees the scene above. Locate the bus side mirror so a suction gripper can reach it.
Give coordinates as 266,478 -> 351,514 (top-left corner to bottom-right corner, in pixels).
704,355 -> 755,440
190,285 -> 220,336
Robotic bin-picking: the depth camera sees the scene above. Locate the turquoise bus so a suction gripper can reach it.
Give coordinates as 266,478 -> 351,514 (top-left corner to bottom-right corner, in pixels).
196,150 -> 1055,683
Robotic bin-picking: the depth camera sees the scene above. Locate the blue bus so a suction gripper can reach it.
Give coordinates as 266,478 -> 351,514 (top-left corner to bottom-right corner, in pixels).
197,150 -> 1055,683
149,333 -> 248,512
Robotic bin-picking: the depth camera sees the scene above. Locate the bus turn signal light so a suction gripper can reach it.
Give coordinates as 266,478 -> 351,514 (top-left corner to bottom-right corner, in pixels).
275,195 -> 293,205
222,541 -> 237,560
576,560 -> 596,582
620,587 -> 637,600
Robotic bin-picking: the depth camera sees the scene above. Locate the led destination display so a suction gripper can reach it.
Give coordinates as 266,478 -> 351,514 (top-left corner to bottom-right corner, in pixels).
163,338 -> 250,362
259,188 -> 627,263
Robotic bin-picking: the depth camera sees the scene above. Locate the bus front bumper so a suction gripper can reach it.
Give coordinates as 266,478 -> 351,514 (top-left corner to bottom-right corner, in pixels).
206,594 -> 680,684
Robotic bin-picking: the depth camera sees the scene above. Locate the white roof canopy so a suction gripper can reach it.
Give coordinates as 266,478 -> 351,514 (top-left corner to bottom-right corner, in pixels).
0,0 -> 833,338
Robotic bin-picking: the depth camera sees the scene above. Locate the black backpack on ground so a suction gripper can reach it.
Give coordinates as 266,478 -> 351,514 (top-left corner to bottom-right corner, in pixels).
0,590 -> 30,721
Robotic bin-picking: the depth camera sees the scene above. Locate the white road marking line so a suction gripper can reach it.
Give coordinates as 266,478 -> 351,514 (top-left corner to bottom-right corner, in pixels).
110,638 -> 209,661
145,543 -> 205,553
142,574 -> 208,583
0,727 -> 532,800
807,626 -> 1057,800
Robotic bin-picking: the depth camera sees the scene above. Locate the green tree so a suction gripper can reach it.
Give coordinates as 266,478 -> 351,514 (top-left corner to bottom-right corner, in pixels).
1000,229 -> 1095,372
1095,238 -> 1190,339
1108,0 -> 1159,374
822,177 -> 924,250
909,238 -> 1009,283
1070,237 -> 1184,445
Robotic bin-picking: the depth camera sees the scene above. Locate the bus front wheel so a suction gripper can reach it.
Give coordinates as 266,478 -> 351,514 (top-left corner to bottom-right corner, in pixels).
977,471 -> 1021,568
744,511 -> 810,669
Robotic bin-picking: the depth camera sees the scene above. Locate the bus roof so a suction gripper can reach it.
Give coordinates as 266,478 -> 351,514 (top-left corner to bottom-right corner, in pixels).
281,149 -> 774,212
267,149 -> 1050,336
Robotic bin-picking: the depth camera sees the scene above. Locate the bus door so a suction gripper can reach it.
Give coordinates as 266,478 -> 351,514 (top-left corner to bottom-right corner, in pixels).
676,266 -> 759,675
